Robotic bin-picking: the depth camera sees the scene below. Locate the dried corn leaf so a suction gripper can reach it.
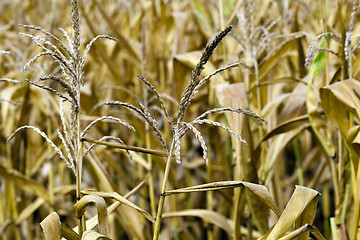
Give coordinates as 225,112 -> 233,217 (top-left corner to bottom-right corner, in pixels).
347,126 -> 360,163
174,51 -> 224,81
320,79 -> 360,136
321,79 -> 360,169
259,36 -> 304,81
16,197 -> 45,225
81,190 -> 155,223
164,181 -> 280,215
262,115 -> 310,141
306,35 -> 335,157
261,92 -> 306,119
93,1 -> 141,65
192,0 -> 213,37
307,80 -> 335,157
81,230 -> 111,240
217,82 -> 267,233
0,163 -> 50,202
264,127 -> 306,181
278,224 -> 325,240
61,224 -> 79,240
74,178 -> 146,232
74,195 -> 108,236
263,186 -> 320,240
78,151 -> 146,239
1,85 -> 23,126
163,209 -> 233,236
40,212 -> 61,240
163,209 -> 263,238
352,53 -> 360,77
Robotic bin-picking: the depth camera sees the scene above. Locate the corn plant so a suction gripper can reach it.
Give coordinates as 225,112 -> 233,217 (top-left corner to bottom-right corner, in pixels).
3,0 -> 360,240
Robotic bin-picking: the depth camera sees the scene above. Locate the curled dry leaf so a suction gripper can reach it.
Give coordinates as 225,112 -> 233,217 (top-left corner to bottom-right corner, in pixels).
81,190 -> 155,224
40,212 -> 61,240
74,195 -> 109,236
262,186 -> 320,240
81,230 -> 111,240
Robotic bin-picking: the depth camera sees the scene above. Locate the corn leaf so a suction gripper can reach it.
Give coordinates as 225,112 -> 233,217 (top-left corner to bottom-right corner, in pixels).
262,115 -> 310,141
0,163 -> 50,203
81,230 -> 111,240
81,190 -> 155,224
163,209 -> 233,236
74,195 -> 108,236
164,181 -> 280,216
40,212 -> 61,240
263,186 -> 320,240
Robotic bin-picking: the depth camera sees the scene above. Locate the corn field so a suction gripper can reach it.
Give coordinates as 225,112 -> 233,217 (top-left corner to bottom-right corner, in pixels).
1,0 -> 360,239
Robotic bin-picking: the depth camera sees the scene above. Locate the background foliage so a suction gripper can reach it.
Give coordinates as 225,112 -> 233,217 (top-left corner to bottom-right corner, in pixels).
1,0 -> 360,239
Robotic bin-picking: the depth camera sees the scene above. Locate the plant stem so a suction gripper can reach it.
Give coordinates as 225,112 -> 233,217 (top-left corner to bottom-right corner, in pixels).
293,137 -> 304,185
153,140 -> 175,240
76,110 -> 84,239
252,50 -> 265,182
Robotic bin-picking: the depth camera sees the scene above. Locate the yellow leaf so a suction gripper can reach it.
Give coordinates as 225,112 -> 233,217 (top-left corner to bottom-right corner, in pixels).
40,212 -> 61,240
164,181 -> 280,216
81,190 -> 155,224
263,186 -> 320,240
81,230 -> 111,240
0,163 -> 50,203
74,195 -> 109,236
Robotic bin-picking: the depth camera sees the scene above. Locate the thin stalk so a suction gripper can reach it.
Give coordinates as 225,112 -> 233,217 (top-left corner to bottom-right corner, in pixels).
350,163 -> 360,240
0,174 -> 4,240
329,156 -> 340,206
293,137 -> 304,185
153,140 -> 176,240
218,0 -> 228,77
246,189 -> 264,235
322,182 -> 330,238
46,116 -> 54,211
146,124 -> 156,216
206,116 -> 215,239
233,188 -> 244,240
159,26 -> 166,90
233,130 -> 244,239
252,50 -> 265,181
340,181 -> 350,224
330,217 -> 339,240
206,160 -> 214,240
141,15 -> 156,219
76,111 -> 84,239
338,130 -> 343,185
6,144 -> 21,240
246,212 -> 253,240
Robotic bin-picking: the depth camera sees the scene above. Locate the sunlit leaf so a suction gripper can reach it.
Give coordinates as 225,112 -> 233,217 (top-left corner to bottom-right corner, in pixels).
81,230 -> 111,240
262,115 -> 310,141
262,186 -> 320,240
40,212 -> 61,240
164,181 -> 280,216
74,195 -> 108,236
81,190 -> 155,223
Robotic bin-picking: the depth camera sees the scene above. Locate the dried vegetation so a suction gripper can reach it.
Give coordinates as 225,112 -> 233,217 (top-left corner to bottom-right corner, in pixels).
1,0 -> 360,239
